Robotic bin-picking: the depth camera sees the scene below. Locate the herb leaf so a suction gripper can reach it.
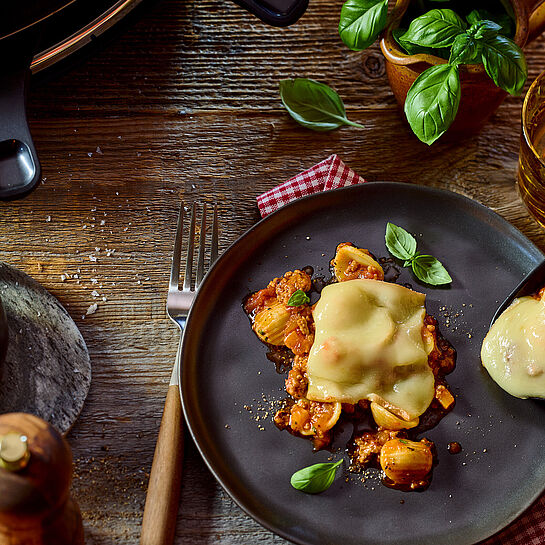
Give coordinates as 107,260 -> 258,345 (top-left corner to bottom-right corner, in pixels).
411,255 -> 452,286
399,9 -> 466,49
287,289 -> 310,306
404,63 -> 461,145
467,9 -> 513,38
385,222 -> 417,261
393,28 -> 450,59
385,223 -> 452,286
479,34 -> 527,95
449,33 -> 481,65
469,20 -> 502,40
290,460 -> 343,494
279,78 -> 364,131
339,0 -> 388,51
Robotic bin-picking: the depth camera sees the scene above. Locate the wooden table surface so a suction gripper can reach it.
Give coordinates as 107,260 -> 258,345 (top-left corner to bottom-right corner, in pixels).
1,0 -> 545,542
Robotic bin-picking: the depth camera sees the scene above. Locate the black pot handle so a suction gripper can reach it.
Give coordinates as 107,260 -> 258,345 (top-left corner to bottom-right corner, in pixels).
0,53 -> 41,200
234,0 -> 309,26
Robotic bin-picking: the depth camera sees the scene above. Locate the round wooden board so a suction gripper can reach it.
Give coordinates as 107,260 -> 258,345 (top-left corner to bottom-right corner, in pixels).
0,262 -> 91,434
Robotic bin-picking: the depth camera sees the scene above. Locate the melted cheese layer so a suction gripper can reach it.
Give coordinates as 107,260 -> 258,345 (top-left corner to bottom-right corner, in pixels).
306,279 -> 434,420
481,295 -> 545,398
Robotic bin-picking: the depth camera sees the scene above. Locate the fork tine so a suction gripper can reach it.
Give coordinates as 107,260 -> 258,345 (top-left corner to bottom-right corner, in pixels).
196,203 -> 207,285
210,204 -> 218,265
183,203 -> 196,291
169,204 -> 184,290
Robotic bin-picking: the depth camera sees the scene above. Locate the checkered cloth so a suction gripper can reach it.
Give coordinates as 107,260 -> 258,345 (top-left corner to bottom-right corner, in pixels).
257,154 -> 364,217
257,156 -> 545,544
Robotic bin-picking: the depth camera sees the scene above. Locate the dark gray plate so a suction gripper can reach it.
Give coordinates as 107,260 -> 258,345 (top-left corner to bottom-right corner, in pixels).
180,182 -> 545,545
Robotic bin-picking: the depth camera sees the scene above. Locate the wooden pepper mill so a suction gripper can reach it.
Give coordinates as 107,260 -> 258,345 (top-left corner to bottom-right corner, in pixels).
0,413 -> 84,545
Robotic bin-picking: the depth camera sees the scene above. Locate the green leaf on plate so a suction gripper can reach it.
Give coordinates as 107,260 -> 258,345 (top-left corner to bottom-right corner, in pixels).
290,460 -> 343,494
411,254 -> 452,285
287,289 -> 311,306
385,222 -> 417,261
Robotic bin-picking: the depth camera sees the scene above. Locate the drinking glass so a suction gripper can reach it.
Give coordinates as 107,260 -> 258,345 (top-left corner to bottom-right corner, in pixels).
518,70 -> 545,227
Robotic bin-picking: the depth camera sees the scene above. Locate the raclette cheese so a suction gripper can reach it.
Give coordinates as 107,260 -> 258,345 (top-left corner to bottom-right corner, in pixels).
306,279 -> 435,420
481,295 -> 545,398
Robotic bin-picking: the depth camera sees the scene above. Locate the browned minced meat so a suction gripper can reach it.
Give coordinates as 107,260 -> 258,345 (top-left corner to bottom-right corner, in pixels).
343,259 -> 384,281
285,355 -> 308,399
275,270 -> 312,306
284,308 -> 315,355
352,429 -> 402,467
424,315 -> 456,376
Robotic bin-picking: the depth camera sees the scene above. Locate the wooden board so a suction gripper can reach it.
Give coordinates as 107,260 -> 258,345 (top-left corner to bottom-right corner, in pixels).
0,0 -> 544,542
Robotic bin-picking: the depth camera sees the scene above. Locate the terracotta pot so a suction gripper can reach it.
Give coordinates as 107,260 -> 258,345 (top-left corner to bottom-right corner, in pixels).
379,0 -> 545,137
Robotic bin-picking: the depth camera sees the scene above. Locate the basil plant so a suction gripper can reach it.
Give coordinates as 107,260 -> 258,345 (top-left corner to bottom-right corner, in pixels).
339,3 -> 527,144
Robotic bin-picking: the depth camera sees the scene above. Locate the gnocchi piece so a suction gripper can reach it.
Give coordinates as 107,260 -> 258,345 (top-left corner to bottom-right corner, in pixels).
370,402 -> 419,430
332,243 -> 384,282
253,298 -> 290,345
379,438 -> 433,490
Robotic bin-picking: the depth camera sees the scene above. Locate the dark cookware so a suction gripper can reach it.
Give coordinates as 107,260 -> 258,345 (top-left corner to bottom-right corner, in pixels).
0,0 -> 308,200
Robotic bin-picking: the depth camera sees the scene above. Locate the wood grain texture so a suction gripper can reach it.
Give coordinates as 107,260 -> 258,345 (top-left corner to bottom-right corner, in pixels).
0,0 -> 544,542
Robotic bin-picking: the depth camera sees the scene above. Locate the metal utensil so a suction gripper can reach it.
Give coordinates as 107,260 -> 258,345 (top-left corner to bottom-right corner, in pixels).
490,259 -> 545,327
140,202 -> 218,545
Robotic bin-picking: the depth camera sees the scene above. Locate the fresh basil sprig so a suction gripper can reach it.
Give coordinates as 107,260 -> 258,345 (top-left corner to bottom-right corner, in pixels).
290,460 -> 343,494
279,79 -> 364,132
400,9 -> 526,143
385,223 -> 452,286
287,289 -> 310,307
339,0 -> 388,51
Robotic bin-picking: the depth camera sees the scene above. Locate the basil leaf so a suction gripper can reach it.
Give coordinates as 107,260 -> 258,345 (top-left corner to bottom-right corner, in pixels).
339,0 -> 388,51
404,64 -> 461,145
449,33 -> 481,65
400,9 -> 466,49
469,20 -> 502,40
412,254 -> 452,285
385,222 -> 417,261
393,28 -> 450,59
279,79 -> 365,131
287,289 -> 310,306
467,10 -> 513,38
479,34 -> 527,95
290,460 -> 343,494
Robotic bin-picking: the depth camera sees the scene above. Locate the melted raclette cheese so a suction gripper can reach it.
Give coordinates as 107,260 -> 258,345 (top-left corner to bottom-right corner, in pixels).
481,295 -> 545,398
306,279 -> 434,420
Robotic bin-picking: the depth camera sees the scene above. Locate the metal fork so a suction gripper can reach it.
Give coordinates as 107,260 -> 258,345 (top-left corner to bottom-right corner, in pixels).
140,202 -> 218,545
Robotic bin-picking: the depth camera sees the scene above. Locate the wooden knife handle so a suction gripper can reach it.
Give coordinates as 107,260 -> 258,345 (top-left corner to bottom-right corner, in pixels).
140,384 -> 184,545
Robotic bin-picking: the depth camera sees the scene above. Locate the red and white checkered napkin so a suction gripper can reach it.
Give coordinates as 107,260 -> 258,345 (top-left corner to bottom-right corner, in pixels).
257,155 -> 545,544
257,154 -> 365,218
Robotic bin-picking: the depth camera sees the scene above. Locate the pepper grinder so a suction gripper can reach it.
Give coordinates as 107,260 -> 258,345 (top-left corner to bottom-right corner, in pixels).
0,413 -> 84,545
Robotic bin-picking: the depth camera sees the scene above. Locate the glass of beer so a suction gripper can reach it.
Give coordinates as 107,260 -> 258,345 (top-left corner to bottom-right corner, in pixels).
518,71 -> 545,227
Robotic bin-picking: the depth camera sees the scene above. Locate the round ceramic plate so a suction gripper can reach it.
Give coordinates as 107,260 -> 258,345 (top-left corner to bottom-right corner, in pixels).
180,182 -> 545,545
0,262 -> 91,434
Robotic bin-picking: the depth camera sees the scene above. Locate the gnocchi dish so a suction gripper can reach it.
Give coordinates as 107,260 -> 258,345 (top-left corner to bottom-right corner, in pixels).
244,243 -> 456,491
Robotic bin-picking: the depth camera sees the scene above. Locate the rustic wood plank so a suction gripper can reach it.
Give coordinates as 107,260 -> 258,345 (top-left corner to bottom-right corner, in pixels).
1,0 -> 545,542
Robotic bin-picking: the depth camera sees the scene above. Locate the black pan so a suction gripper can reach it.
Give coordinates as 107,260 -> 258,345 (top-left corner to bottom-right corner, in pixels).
0,0 -> 308,199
